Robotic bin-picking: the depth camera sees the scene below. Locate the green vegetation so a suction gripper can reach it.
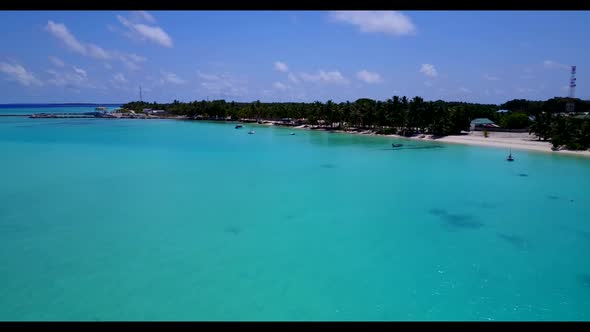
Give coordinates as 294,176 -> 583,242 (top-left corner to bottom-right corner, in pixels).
123,96 -> 494,136
545,115 -> 590,150
122,96 -> 590,151
499,112 -> 531,129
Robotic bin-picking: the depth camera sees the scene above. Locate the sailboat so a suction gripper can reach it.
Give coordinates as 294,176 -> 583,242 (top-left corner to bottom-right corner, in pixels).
506,148 -> 514,162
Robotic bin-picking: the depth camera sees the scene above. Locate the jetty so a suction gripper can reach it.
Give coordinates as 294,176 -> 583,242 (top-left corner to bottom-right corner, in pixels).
30,113 -> 102,119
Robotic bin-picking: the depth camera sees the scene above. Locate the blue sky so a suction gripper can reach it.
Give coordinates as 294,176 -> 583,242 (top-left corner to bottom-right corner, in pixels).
0,10 -> 588,104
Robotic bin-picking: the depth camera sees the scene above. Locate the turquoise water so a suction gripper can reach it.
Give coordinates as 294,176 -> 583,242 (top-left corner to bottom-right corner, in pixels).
1,112 -> 590,321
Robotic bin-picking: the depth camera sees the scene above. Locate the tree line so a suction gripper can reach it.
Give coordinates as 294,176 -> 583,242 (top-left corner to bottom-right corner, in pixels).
501,98 -> 590,150
122,96 -> 590,150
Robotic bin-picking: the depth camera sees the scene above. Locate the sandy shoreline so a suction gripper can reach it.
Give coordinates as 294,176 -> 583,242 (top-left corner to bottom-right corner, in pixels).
398,132 -> 590,157
283,123 -> 590,157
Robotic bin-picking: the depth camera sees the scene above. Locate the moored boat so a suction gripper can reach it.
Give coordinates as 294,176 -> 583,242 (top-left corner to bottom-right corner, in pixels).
506,149 -> 514,161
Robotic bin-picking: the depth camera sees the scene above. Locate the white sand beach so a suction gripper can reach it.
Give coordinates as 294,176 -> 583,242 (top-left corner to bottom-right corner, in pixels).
248,121 -> 590,157
391,131 -> 590,157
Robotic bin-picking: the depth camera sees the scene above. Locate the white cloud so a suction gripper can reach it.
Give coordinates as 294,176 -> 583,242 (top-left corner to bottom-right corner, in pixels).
104,62 -> 113,70
86,44 -> 111,60
114,53 -> 147,71
116,54 -> 141,71
72,66 -> 87,78
458,87 -> 471,93
127,53 -> 146,63
45,21 -> 109,60
113,72 -> 127,84
48,56 -> 65,67
0,62 -> 42,86
132,10 -> 156,23
197,71 -> 247,98
46,20 -> 87,55
419,64 -> 438,78
288,72 -> 299,84
543,60 -> 570,71
483,74 -> 500,81
356,69 -> 382,84
46,66 -> 92,89
117,15 -> 173,48
329,11 -> 416,36
299,70 -> 348,84
160,70 -> 186,84
46,20 -> 146,70
273,82 -> 287,91
274,61 -> 289,73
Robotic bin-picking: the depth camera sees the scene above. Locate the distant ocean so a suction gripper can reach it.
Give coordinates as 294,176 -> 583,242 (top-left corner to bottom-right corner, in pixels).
0,104 -> 122,115
0,103 -> 123,108
0,105 -> 589,321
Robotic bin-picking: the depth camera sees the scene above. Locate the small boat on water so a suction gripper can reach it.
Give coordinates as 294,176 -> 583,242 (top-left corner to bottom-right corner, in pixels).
392,143 -> 404,148
289,132 -> 295,135
248,130 -> 255,134
235,125 -> 243,129
95,106 -> 107,111
506,149 -> 514,161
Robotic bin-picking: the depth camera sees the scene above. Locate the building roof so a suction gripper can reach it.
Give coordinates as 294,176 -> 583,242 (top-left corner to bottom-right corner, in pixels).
470,118 -> 495,125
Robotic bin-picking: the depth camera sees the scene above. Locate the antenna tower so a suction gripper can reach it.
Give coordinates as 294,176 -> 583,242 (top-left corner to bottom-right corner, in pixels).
566,66 -> 576,112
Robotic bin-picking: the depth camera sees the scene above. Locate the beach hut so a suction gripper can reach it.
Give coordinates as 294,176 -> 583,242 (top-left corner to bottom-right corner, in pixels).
470,118 -> 497,131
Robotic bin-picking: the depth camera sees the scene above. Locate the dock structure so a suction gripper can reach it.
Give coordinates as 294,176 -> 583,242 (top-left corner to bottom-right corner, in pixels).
30,114 -> 96,119
25,111 -> 184,120
29,111 -> 117,119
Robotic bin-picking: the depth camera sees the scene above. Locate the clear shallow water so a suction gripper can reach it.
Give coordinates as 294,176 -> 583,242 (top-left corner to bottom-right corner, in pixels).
0,114 -> 589,321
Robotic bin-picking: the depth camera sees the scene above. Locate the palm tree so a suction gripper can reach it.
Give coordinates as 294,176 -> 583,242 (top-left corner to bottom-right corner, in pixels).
529,112 -> 552,141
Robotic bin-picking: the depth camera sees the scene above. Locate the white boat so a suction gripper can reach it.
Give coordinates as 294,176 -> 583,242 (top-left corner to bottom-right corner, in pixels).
95,106 -> 107,111
506,149 -> 514,161
248,130 -> 255,134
